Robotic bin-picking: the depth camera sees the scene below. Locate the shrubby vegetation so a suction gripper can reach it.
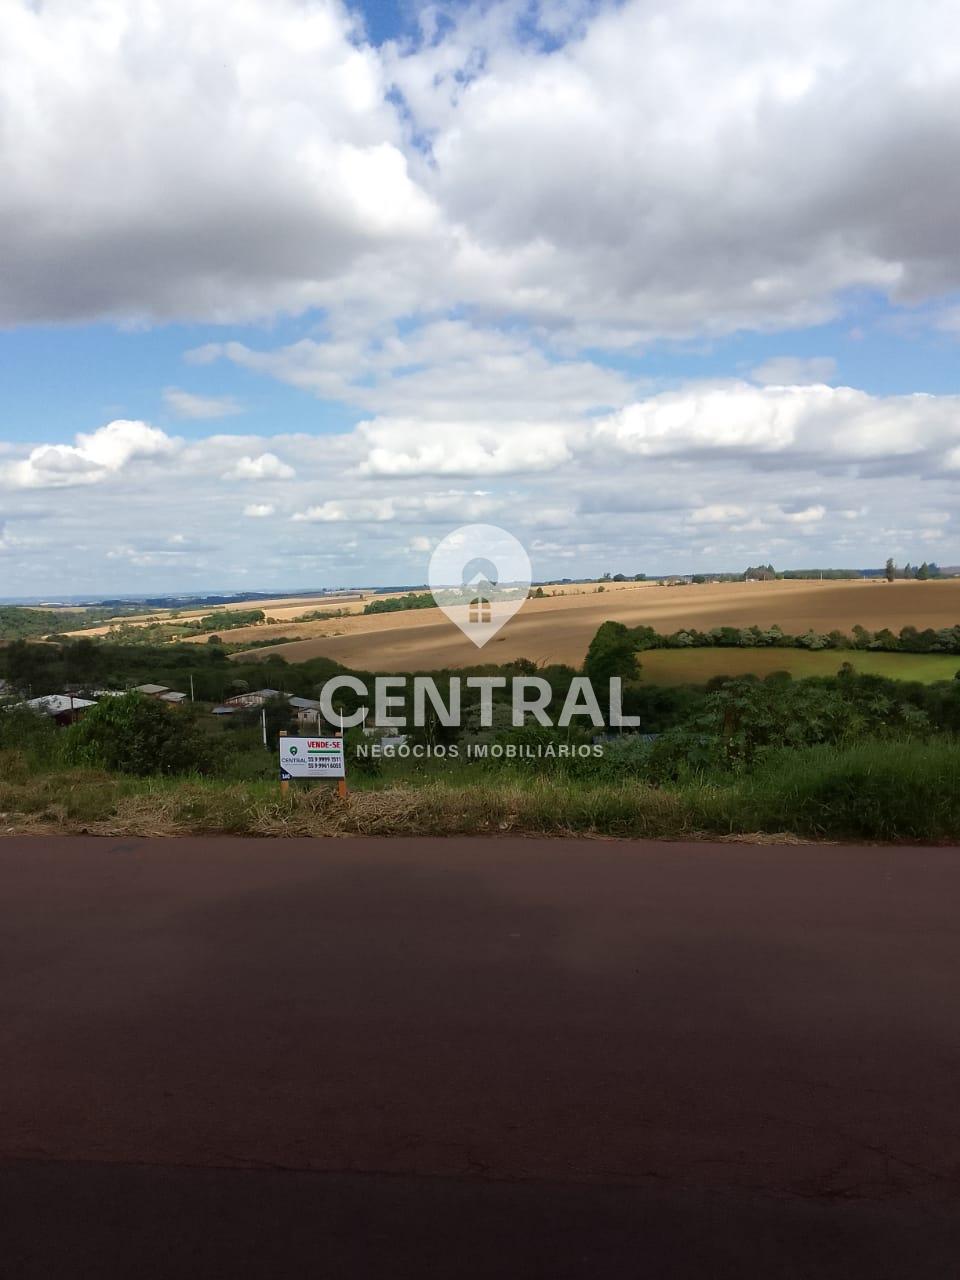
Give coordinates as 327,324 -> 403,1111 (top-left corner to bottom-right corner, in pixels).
363,591 -> 438,615
63,693 -> 207,775
105,608 -> 267,645
0,605 -> 114,640
626,621 -> 960,655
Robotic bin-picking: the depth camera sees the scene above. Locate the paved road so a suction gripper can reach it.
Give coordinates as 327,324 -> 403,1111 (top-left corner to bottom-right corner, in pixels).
3,836 -> 960,1276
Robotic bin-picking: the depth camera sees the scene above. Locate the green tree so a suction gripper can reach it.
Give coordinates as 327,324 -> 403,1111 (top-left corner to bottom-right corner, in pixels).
917,562 -> 931,580
583,622 -> 641,684
885,558 -> 896,582
63,693 -> 205,776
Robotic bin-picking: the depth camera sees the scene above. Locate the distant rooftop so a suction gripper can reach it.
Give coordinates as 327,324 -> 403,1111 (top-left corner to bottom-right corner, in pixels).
24,694 -> 96,715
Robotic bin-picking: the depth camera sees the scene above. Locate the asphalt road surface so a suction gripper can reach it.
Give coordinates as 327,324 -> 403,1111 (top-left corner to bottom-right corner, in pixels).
3,836 -> 960,1277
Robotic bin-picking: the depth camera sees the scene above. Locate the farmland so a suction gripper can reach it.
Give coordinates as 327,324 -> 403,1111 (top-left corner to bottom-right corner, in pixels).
59,593 -> 372,638
636,647 -> 960,685
234,578 -> 960,672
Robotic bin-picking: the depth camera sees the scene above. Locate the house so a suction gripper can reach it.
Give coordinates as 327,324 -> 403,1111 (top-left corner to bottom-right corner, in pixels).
225,688 -> 286,708
211,705 -> 238,717
133,683 -> 169,697
158,691 -> 188,705
288,696 -> 331,728
22,694 -> 96,726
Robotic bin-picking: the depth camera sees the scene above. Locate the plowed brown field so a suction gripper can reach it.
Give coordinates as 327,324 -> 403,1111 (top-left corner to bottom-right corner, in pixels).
233,578 -> 960,671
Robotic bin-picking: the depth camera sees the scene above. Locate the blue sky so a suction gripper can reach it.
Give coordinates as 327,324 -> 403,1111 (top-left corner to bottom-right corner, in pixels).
2,0 -> 960,596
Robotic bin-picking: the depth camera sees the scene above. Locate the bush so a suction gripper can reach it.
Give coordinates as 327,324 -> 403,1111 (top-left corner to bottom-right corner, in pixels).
710,740 -> 960,840
63,693 -> 206,776
0,705 -> 59,763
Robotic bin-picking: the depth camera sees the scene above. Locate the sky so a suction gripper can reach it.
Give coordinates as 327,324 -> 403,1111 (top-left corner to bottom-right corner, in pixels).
2,0 -> 960,597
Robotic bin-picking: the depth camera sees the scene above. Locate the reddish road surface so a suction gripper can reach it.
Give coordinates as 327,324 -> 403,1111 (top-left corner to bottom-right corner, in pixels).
3,836 -> 960,1276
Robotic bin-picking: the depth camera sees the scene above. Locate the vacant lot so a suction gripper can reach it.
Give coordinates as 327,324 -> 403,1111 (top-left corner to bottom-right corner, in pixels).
236,579 -> 960,671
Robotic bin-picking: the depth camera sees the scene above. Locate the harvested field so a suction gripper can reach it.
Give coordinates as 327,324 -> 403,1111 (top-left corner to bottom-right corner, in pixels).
234,578 -> 960,671
61,593 -> 373,638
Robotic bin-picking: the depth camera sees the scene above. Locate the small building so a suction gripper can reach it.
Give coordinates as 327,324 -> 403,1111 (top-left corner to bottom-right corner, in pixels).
225,688 -> 286,708
158,691 -> 188,705
22,694 -> 96,726
211,705 -> 238,717
288,696 -> 330,728
133,683 -> 169,697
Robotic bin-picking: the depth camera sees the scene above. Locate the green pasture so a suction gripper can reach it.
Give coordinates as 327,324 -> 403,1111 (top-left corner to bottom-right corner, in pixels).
636,647 -> 960,685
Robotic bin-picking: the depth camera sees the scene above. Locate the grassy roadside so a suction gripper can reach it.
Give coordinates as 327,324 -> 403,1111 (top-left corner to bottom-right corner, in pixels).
4,741 -> 960,841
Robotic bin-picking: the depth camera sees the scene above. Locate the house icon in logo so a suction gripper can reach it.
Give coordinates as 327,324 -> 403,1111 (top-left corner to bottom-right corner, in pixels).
461,556 -> 498,626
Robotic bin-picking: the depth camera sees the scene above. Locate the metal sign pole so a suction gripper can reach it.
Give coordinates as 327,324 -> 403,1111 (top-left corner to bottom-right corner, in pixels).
337,709 -> 348,799
279,729 -> 289,797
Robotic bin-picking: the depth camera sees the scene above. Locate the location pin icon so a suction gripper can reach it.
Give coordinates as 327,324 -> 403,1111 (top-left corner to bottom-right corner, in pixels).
429,524 -> 532,648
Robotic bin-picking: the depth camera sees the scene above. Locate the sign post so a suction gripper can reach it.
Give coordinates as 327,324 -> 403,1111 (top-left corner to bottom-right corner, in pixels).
279,731 -> 347,798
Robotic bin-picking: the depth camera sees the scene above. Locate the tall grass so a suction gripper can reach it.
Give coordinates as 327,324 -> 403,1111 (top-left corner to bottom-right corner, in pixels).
3,740 -> 959,840
702,739 -> 960,841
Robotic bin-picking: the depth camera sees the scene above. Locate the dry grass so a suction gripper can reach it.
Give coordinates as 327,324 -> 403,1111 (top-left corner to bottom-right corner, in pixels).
0,774 -> 692,839
234,578 -> 960,672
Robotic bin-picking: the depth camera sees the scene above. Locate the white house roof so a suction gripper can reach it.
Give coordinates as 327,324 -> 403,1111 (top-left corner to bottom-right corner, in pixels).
159,691 -> 188,703
133,683 -> 168,695
25,694 -> 96,715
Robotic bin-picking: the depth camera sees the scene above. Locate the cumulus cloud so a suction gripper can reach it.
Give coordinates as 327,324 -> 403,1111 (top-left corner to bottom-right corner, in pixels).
3,373 -> 956,598
1,421 -> 179,490
595,383 -> 960,466
225,453 -> 296,481
291,490 -> 505,524
356,418 -> 575,476
3,0 -> 960,343
0,0 -> 436,327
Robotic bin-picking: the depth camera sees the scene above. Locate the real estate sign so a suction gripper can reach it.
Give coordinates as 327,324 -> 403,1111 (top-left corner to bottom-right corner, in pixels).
279,736 -> 345,780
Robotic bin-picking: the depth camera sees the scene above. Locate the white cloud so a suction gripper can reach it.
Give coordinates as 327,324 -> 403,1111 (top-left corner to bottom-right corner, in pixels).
292,499 -> 396,523
750,357 -> 837,386
163,388 -> 243,419
207,321 -> 634,421
596,382 -> 960,464
1,420 -> 179,490
356,418 -> 575,476
4,375 -> 960,595
0,0 -> 436,327
780,505 -> 827,524
226,453 -> 295,481
690,505 -> 749,524
3,0 -> 960,343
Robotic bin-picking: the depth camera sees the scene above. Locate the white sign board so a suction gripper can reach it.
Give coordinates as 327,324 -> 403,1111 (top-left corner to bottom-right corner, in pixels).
279,736 -> 345,780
